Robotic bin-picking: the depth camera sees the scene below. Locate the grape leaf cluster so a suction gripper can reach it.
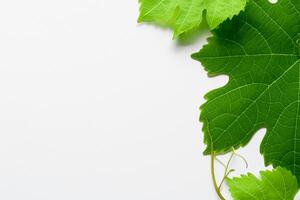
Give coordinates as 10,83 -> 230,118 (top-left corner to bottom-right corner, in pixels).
138,0 -> 300,199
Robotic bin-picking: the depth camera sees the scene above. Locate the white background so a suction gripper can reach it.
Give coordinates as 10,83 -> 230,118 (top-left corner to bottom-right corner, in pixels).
0,0 -> 292,199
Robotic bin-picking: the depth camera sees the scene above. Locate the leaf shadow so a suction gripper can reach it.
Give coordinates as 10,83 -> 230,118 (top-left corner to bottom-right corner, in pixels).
137,16 -> 210,46
175,20 -> 210,46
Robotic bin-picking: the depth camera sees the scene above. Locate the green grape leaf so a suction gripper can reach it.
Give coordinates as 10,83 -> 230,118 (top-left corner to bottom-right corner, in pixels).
138,0 -> 247,37
192,0 -> 300,181
227,167 -> 298,200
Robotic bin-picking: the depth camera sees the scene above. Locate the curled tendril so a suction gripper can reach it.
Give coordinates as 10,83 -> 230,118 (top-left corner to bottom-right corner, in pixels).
211,149 -> 249,200
206,119 -> 249,200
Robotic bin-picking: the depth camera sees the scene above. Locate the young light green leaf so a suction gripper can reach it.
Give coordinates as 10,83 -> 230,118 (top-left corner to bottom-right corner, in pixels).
227,167 -> 298,200
138,0 -> 247,37
192,0 -> 300,181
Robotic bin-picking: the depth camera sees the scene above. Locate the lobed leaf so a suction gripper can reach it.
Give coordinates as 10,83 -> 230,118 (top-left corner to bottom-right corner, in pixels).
192,0 -> 300,181
227,167 -> 298,200
138,0 -> 247,37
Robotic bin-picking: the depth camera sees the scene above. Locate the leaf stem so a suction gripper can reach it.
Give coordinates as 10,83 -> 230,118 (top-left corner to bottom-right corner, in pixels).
211,152 -> 226,200
207,118 -> 226,200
